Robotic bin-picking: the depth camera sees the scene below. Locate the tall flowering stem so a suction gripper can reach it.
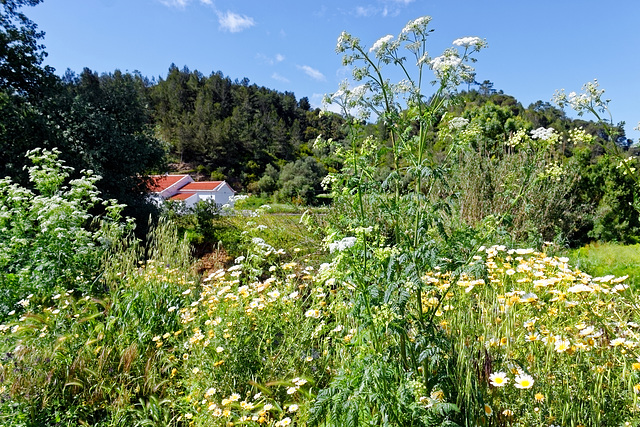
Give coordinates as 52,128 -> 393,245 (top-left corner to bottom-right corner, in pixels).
554,80 -> 640,213
321,16 -> 488,421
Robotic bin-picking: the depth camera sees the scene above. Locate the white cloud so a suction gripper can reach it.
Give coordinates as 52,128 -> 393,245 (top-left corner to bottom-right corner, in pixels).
355,6 -> 375,17
298,65 -> 325,81
158,0 -> 189,7
353,0 -> 413,18
257,53 -> 285,65
217,11 -> 255,32
158,0 -> 212,7
272,73 -> 290,83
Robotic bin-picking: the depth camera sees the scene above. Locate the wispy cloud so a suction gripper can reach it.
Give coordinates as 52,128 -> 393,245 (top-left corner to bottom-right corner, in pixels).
158,0 -> 211,7
353,0 -> 414,18
298,65 -> 325,81
217,11 -> 255,32
257,53 -> 286,65
355,6 -> 376,17
272,73 -> 290,83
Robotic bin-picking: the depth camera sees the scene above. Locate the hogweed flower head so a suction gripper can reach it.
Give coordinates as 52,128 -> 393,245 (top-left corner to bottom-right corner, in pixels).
452,36 -> 487,50
401,16 -> 432,37
448,117 -> 469,131
430,50 -> 462,73
530,127 -> 556,141
369,34 -> 394,56
553,79 -> 609,116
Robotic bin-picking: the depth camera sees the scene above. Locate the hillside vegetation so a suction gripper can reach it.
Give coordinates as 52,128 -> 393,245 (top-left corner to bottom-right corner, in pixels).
2,2 -> 640,426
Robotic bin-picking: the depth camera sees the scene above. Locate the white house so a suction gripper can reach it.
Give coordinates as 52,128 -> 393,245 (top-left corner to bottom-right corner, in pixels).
148,175 -> 236,208
168,192 -> 200,209
178,181 -> 236,206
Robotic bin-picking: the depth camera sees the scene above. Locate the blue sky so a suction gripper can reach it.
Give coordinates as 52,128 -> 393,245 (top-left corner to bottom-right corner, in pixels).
28,0 -> 640,140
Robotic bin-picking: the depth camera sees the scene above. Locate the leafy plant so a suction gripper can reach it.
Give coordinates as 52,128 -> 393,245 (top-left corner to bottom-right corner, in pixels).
0,147 -> 132,318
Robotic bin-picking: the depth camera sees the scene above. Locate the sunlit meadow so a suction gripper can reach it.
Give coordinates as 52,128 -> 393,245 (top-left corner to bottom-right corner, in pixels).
1,14 -> 640,427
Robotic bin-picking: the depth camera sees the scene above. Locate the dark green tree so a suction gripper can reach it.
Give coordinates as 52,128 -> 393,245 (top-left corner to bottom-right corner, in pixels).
0,0 -> 48,94
277,156 -> 327,205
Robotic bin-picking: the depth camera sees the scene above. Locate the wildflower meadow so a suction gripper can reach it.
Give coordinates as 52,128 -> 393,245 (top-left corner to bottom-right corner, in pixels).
1,15 -> 640,427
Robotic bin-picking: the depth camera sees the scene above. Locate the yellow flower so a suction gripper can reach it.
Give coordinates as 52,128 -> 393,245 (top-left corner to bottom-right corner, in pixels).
484,403 -> 493,416
535,392 -> 545,402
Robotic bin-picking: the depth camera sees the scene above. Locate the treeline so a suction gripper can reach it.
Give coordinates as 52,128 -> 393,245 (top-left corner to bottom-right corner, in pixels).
149,65 -> 346,198
2,0 -> 638,245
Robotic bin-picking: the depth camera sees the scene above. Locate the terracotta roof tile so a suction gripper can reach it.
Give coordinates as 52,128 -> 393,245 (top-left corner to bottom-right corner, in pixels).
149,175 -> 190,192
169,193 -> 197,201
180,181 -> 223,191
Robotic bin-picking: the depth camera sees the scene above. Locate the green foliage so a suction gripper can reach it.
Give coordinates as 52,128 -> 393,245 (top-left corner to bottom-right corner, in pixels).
0,67 -> 166,232
277,157 -> 327,205
569,242 -> 640,286
149,65 -> 346,191
0,0 -> 47,94
316,16 -> 492,425
0,219 -> 194,426
0,147 -> 132,319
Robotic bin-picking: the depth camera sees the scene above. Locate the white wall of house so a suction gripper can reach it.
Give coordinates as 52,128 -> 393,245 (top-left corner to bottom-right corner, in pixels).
213,183 -> 235,205
181,193 -> 199,209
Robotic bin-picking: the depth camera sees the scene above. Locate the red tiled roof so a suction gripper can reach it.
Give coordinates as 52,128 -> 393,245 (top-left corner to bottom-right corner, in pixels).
149,175 -> 189,192
169,193 -> 197,201
180,181 -> 223,192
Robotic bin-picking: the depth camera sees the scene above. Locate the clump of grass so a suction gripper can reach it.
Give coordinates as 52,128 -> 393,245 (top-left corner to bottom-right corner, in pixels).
569,242 -> 640,288
0,220 -> 197,426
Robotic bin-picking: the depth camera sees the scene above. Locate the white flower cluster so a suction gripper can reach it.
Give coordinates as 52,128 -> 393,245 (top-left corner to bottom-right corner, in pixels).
328,236 -> 357,253
448,117 -> 469,131
452,36 -> 486,49
369,34 -> 394,54
553,79 -> 608,114
530,127 -> 556,141
401,16 -> 432,36
430,53 -> 462,73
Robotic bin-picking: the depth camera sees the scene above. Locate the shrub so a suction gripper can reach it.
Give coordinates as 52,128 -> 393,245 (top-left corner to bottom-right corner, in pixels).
0,148 -> 132,319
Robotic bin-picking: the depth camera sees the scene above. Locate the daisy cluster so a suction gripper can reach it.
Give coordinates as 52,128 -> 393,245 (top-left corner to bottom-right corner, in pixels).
422,244 -> 639,422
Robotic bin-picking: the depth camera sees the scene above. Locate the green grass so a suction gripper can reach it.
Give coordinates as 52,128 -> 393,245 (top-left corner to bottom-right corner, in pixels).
568,242 -> 640,287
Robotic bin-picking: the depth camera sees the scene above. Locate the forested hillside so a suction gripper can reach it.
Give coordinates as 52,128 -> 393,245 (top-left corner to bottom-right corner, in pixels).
149,65 -> 347,196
